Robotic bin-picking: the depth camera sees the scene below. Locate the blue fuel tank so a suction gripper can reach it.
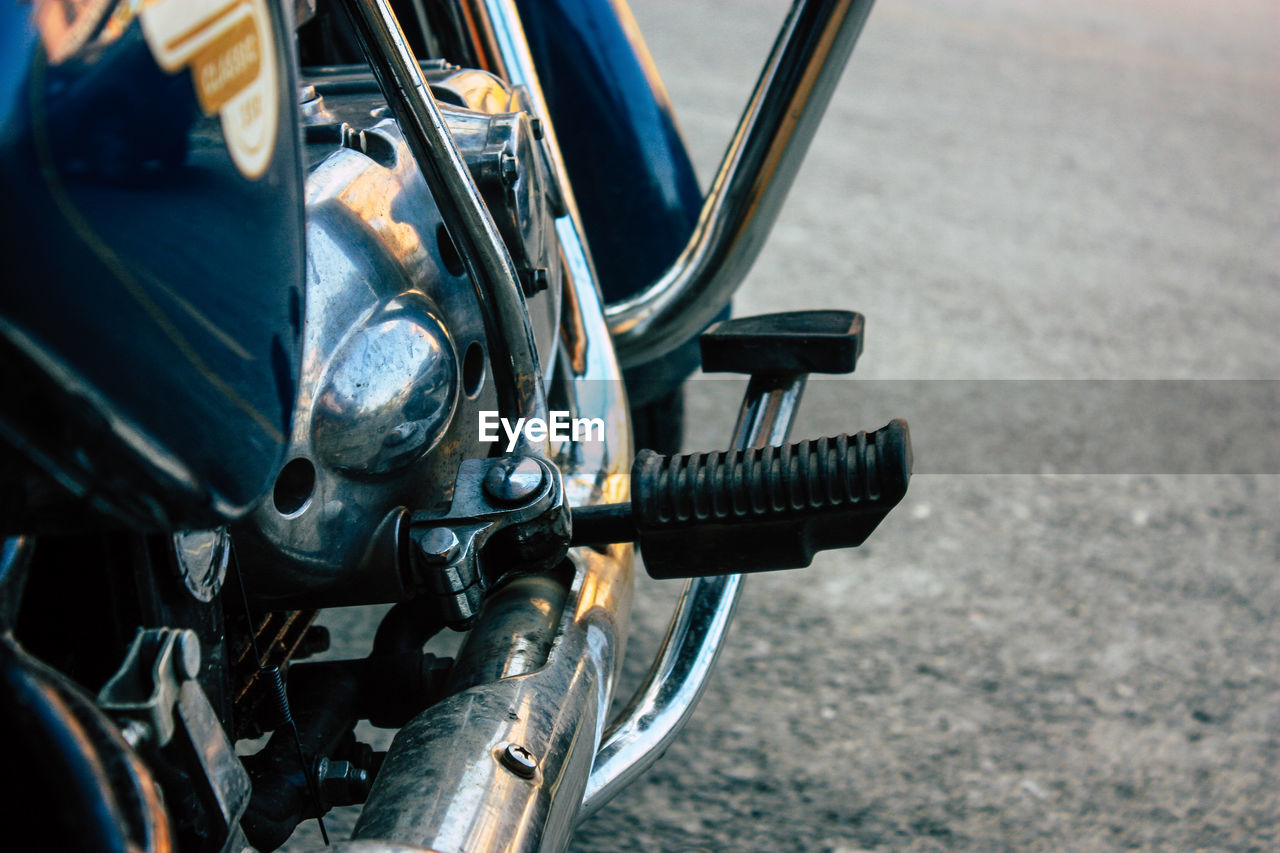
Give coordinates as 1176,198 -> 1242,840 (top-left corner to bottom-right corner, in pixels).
0,0 -> 305,530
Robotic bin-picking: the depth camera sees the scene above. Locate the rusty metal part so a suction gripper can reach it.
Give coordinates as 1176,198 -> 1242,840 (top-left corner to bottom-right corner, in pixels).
231,609 -> 318,735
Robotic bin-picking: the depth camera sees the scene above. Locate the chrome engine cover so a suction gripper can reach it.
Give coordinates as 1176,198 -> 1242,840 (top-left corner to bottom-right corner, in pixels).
236,66 -> 562,607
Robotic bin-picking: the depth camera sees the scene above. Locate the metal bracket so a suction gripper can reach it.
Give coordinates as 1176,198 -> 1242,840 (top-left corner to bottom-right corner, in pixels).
99,628 -> 252,850
407,455 -> 569,628
98,627 -> 202,747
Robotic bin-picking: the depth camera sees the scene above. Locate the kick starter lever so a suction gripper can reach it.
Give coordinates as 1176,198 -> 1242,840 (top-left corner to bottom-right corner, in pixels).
572,310 -> 912,579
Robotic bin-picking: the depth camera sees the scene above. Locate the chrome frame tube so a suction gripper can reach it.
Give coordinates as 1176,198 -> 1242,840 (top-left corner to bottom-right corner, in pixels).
447,0 -> 828,827
578,373 -> 806,821
605,0 -> 876,368
340,0 -> 548,455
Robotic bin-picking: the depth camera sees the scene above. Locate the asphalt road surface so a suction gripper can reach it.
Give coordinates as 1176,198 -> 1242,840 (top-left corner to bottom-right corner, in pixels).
291,1 -> 1278,850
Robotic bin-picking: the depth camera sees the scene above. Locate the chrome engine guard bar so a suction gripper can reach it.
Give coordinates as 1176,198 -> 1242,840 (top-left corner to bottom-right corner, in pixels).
606,0 -> 877,368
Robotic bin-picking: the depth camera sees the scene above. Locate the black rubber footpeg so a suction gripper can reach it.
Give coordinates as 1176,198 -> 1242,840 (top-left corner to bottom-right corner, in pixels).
571,419 -> 911,579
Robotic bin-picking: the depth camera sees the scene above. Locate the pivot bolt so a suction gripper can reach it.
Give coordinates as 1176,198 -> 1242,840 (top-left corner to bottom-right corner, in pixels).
417,527 -> 460,564
499,742 -> 538,778
483,458 -> 544,505
318,758 -> 369,805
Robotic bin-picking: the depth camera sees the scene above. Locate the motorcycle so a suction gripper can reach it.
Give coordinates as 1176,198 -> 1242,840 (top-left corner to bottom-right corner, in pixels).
0,0 -> 910,850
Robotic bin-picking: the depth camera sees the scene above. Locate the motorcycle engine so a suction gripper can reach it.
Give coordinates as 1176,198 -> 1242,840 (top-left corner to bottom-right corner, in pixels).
235,64 -> 563,607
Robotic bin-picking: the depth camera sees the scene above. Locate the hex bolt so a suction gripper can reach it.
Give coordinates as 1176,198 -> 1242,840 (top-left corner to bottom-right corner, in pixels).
417,527 -> 461,564
500,152 -> 519,187
319,758 -> 369,805
499,742 -> 538,778
175,629 -> 202,681
483,458 -> 544,505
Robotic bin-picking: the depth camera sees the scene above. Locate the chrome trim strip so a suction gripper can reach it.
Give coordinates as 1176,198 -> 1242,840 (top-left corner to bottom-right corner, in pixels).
578,373 -> 807,822
605,0 -> 876,368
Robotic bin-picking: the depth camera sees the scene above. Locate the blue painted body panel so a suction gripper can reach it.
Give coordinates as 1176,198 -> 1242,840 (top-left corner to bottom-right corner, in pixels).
515,0 -> 723,405
515,0 -> 702,304
0,2 -> 304,529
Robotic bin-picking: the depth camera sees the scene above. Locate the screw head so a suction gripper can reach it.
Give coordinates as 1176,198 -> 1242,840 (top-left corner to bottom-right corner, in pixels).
417,527 -> 461,564
483,458 -> 544,505
499,742 -> 538,778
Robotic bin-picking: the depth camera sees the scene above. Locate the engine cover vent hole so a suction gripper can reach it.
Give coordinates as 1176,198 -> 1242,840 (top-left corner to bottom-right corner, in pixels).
273,458 -> 316,516
437,224 -> 465,277
463,342 -> 486,398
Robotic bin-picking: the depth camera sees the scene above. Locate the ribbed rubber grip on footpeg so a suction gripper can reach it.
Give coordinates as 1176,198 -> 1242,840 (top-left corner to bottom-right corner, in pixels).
632,419 -> 911,579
